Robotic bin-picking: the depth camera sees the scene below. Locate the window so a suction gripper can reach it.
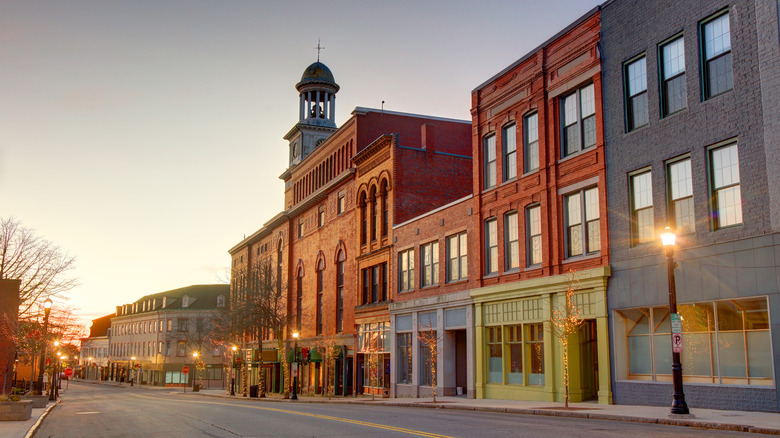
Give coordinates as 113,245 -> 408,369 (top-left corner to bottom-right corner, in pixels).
502,124 -> 517,181
485,218 -> 498,275
337,191 -> 346,214
165,342 -> 171,356
710,143 -> 742,228
371,194 -> 378,241
561,83 -> 596,156
526,205 -> 542,267
421,241 -> 439,287
177,341 -> 186,357
360,194 -> 368,245
630,170 -> 654,245
177,319 -> 188,332
298,218 -> 304,238
701,12 -> 732,99
487,326 -> 502,383
318,205 -> 325,228
399,249 -> 414,292
446,232 -> 467,282
625,57 -> 648,131
507,325 -> 523,384
316,260 -> 324,335
397,333 -> 412,384
419,333 -> 435,387
167,319 -> 172,332
526,323 -> 544,385
660,36 -> 686,116
381,190 -> 389,237
362,263 -> 387,304
523,112 -> 539,173
564,188 -> 600,257
336,252 -> 345,332
667,158 -> 695,234
296,269 -> 303,330
484,134 -> 496,189
504,212 -> 519,270
217,295 -> 225,308
616,297 -> 771,385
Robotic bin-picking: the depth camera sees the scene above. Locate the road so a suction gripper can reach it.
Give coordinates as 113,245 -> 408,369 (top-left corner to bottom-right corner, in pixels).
34,381 -> 762,437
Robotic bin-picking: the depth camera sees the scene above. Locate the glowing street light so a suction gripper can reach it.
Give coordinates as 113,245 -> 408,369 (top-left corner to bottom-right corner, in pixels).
291,331 -> 299,401
661,226 -> 690,416
36,298 -> 53,395
231,346 -> 237,396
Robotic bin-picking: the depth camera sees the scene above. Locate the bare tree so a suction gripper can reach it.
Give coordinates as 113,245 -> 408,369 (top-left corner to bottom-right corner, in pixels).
0,217 -> 78,317
312,335 -> 339,399
417,324 -> 443,403
220,261 -> 294,398
550,270 -> 585,409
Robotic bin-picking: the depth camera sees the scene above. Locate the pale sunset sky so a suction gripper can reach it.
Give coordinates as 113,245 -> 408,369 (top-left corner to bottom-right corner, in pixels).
1,0 -> 600,329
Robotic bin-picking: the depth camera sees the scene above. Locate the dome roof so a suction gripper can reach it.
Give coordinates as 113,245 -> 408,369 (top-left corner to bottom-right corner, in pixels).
296,62 -> 339,91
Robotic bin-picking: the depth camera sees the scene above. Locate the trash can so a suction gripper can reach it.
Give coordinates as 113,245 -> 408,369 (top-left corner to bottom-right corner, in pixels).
249,385 -> 259,398
193,384 -> 200,392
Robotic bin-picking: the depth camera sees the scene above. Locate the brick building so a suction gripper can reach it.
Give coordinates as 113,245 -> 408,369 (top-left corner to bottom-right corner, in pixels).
389,195 -> 478,398
0,279 -> 21,394
601,0 -> 780,412
469,8 -> 612,404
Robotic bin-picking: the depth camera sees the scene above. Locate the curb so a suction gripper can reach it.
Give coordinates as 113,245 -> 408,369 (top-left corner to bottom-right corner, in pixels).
24,398 -> 60,438
189,391 -> 779,435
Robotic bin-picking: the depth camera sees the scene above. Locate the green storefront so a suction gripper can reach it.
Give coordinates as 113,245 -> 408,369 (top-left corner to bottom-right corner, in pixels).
473,266 -> 612,404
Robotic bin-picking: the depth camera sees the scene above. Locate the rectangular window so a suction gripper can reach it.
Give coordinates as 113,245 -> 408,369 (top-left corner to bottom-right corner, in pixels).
337,260 -> 344,332
446,232 -> 467,282
397,333 -> 412,384
667,158 -> 695,234
523,112 -> 539,173
564,188 -> 600,257
177,341 -> 186,357
318,205 -> 325,228
419,333 -> 436,387
503,124 -> 517,181
399,249 -> 414,292
526,324 -> 544,385
504,212 -> 519,270
526,205 -> 542,267
507,325 -> 523,384
625,57 -> 648,131
487,326 -> 503,383
617,297 -> 771,385
710,143 -> 742,228
701,12 -> 732,99
421,241 -> 439,287
484,134 -> 496,189
561,83 -> 596,156
298,218 -> 304,238
337,191 -> 345,214
178,319 -> 188,332
485,218 -> 498,275
372,265 -> 380,302
630,170 -> 655,245
660,36 -> 687,116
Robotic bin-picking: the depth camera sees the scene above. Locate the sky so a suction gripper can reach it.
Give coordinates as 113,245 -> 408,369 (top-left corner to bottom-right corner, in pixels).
1,0 -> 601,329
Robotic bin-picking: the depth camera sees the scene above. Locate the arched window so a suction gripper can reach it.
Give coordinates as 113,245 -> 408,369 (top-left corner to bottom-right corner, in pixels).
296,267 -> 303,331
277,239 -> 283,296
316,259 -> 325,335
370,186 -> 377,242
380,179 -> 389,237
336,251 -> 345,332
359,192 -> 368,245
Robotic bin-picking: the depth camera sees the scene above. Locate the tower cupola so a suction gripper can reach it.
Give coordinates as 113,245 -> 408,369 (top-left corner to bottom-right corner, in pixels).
296,61 -> 339,128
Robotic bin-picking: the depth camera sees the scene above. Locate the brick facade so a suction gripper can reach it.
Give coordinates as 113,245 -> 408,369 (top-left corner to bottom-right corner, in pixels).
0,279 -> 20,394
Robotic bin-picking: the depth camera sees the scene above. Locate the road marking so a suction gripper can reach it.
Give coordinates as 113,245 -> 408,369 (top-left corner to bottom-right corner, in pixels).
75,412 -> 101,415
130,394 -> 452,438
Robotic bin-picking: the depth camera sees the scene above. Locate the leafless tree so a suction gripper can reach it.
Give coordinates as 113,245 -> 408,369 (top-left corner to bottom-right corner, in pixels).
312,334 -> 339,399
550,270 -> 585,409
0,217 -> 78,317
417,324 -> 443,403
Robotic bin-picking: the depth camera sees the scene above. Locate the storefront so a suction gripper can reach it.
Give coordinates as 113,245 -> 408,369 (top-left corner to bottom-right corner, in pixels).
357,322 -> 390,396
472,266 -> 611,404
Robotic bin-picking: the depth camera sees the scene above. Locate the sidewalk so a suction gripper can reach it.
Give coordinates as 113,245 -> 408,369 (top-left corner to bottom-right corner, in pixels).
7,380 -> 780,437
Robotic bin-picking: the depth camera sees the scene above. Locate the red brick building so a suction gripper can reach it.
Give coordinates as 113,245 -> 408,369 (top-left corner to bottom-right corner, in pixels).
229,61 -> 471,397
0,279 -> 21,393
468,8 -> 612,403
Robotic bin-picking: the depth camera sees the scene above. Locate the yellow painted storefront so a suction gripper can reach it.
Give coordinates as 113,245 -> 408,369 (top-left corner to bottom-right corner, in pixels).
473,266 -> 611,404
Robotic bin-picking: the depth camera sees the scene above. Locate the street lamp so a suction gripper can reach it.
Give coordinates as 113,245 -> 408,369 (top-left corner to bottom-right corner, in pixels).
661,227 -> 690,416
192,352 -> 199,391
130,356 -> 136,386
88,357 -> 93,380
291,331 -> 299,400
230,346 -> 237,396
36,298 -> 52,395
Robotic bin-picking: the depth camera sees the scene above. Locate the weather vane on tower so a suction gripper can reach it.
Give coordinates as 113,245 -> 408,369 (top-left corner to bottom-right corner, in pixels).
315,39 -> 324,62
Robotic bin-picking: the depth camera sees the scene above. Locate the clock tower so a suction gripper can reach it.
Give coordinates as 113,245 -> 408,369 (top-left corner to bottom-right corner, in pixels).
284,61 -> 339,168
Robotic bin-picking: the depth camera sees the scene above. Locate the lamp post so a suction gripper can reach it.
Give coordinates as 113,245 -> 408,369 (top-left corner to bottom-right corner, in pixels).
230,346 -> 237,396
192,352 -> 199,391
291,331 -> 299,400
130,356 -> 136,386
36,298 -> 52,395
88,357 -> 93,380
661,227 -> 690,416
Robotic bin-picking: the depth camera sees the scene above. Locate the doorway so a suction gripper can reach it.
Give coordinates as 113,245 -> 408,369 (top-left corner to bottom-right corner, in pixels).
579,319 -> 598,400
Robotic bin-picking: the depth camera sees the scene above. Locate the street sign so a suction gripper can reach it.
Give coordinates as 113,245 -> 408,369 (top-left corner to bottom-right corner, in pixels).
672,333 -> 683,353
182,366 -> 190,374
292,362 -> 298,377
64,368 -> 73,377
671,313 -> 682,334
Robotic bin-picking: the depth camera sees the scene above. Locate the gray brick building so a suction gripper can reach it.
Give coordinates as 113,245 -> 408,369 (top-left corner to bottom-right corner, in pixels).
601,0 -> 780,412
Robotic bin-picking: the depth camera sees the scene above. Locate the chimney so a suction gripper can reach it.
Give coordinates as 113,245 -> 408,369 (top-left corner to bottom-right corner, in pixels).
422,124 -> 435,155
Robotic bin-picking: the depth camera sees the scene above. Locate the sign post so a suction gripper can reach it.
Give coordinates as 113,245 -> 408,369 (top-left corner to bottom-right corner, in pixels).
182,366 -> 190,393
671,313 -> 683,353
